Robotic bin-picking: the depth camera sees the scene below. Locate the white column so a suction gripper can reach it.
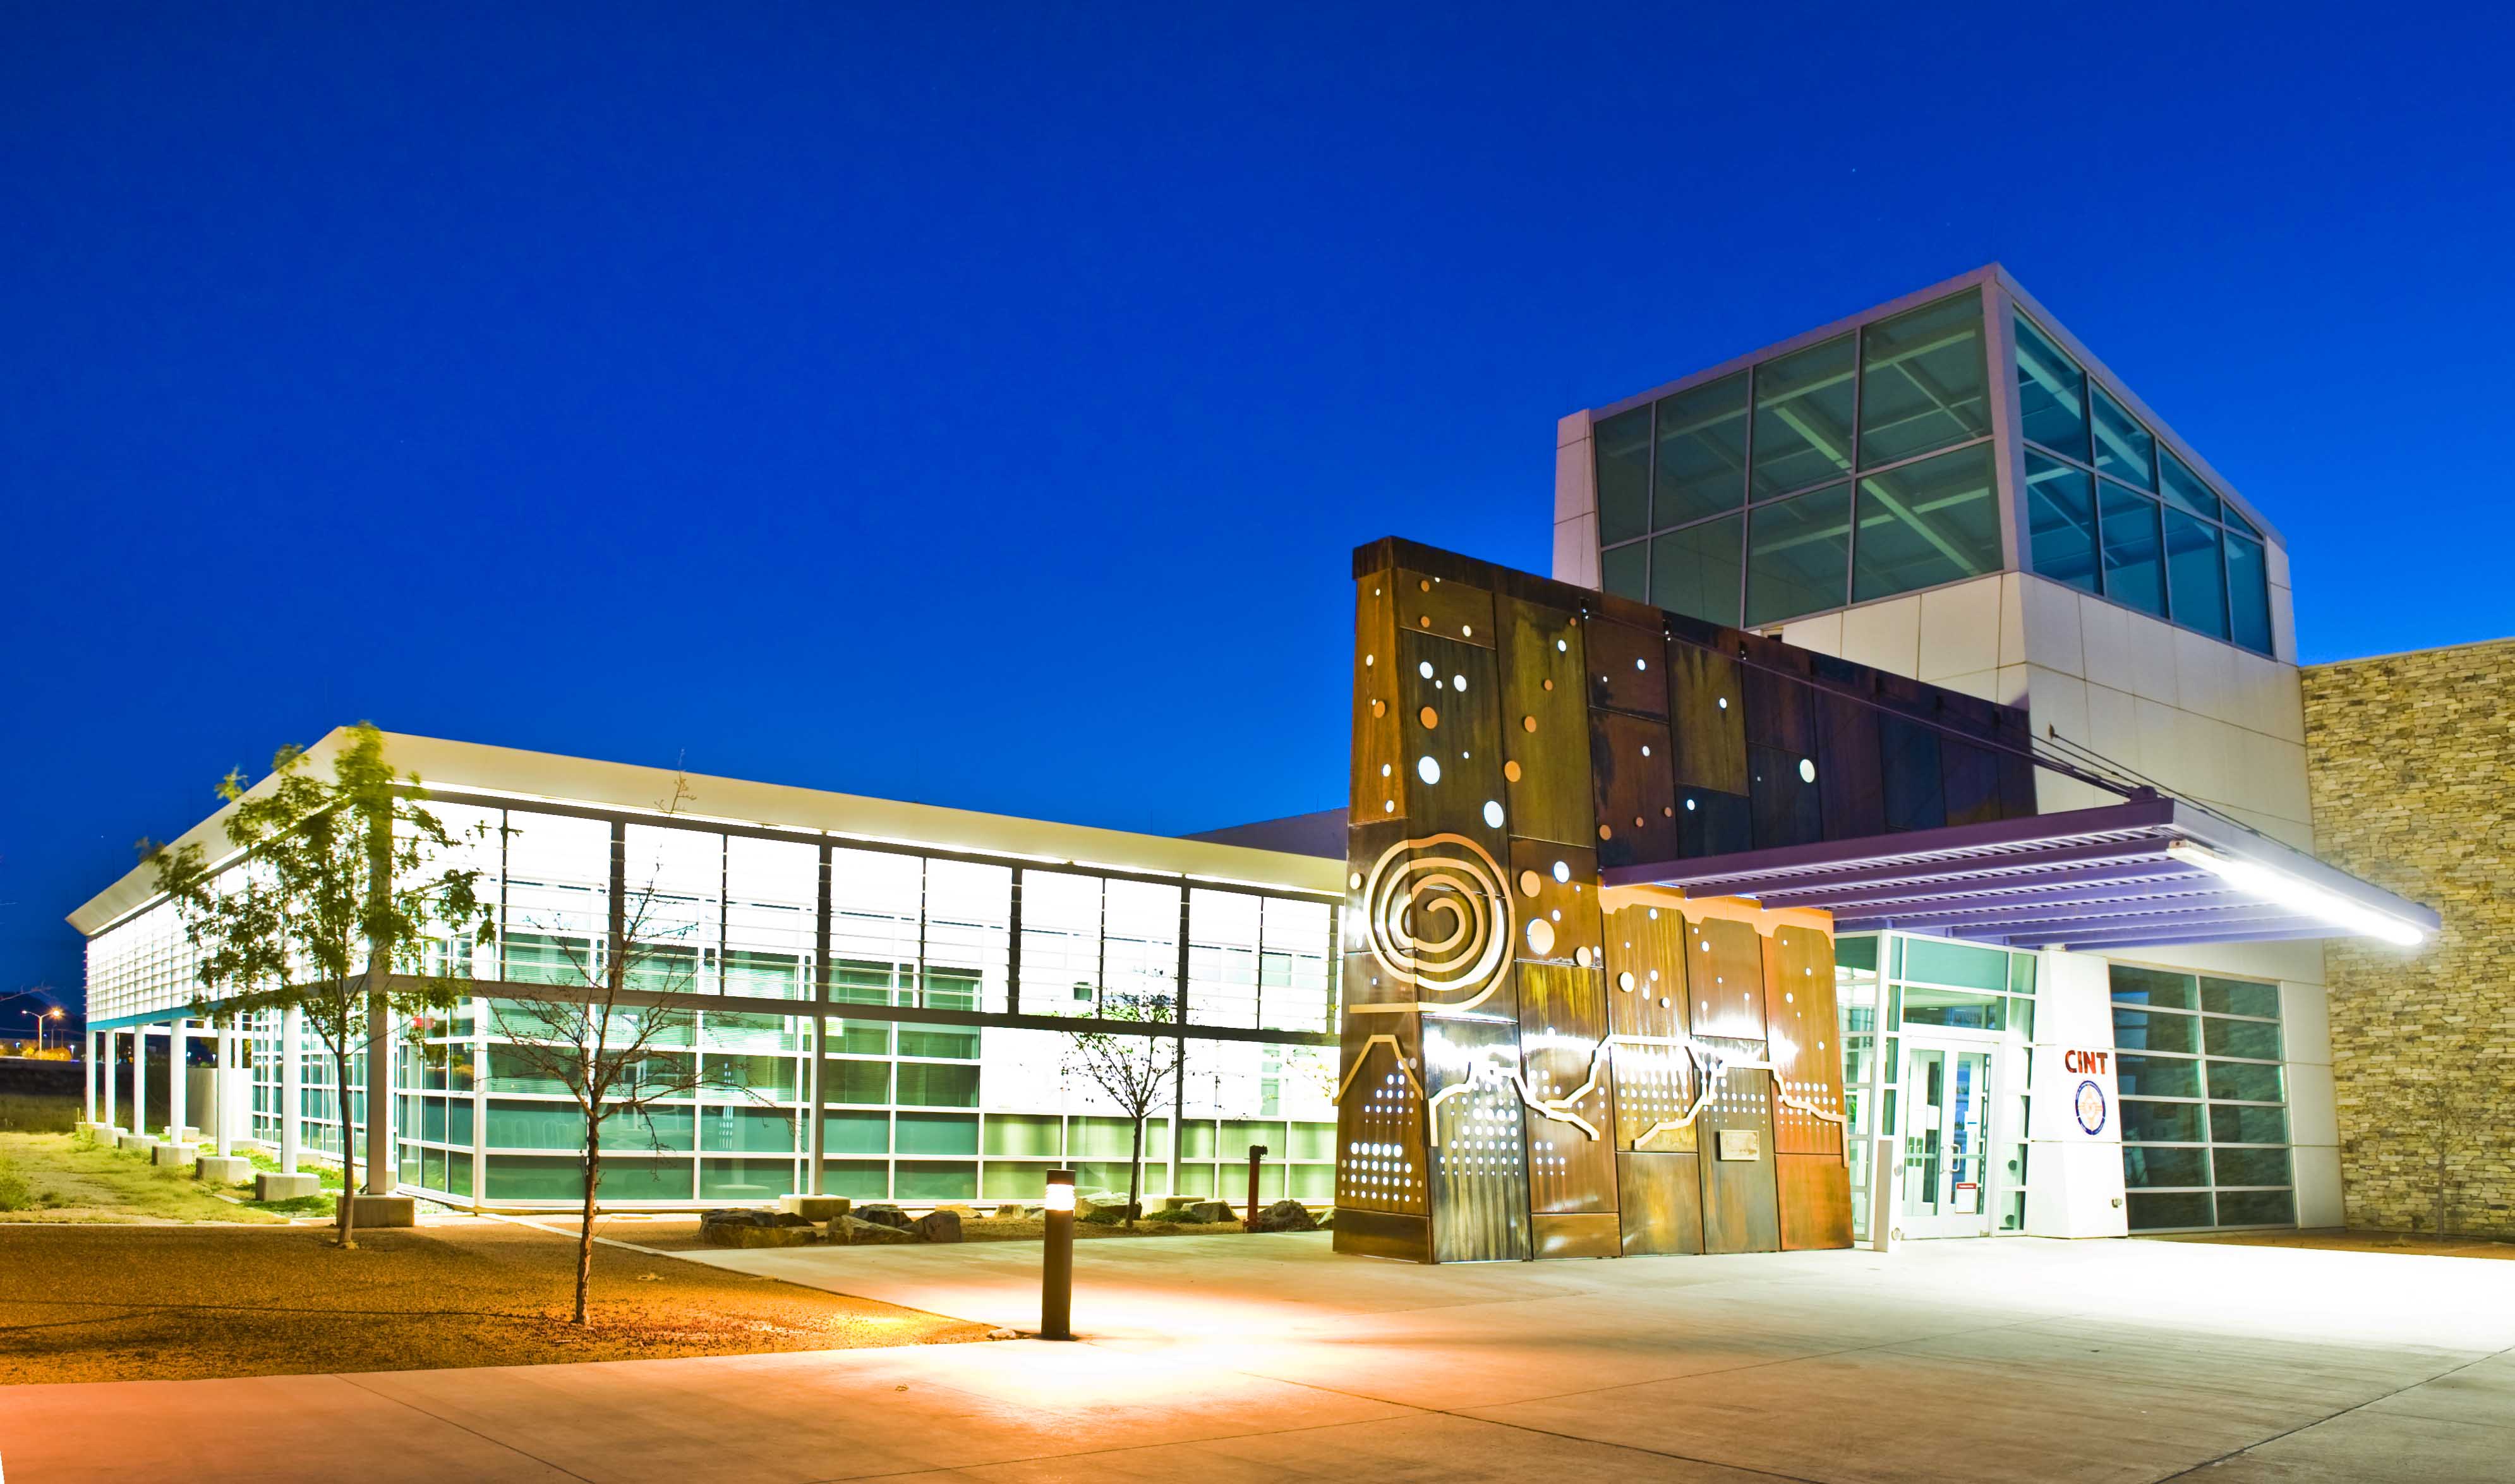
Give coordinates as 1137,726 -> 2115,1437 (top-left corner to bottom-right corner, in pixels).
2023,950 -> 2130,1239
134,1025 -> 151,1137
469,997 -> 488,1214
167,1017 -> 190,1141
365,999 -> 393,1194
280,1006 -> 303,1173
102,1030 -> 118,1128
83,1030 -> 98,1123
214,1022 -> 236,1157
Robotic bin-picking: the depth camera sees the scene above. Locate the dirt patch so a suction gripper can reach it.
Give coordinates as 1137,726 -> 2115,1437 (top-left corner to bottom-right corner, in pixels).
0,1219 -> 989,1384
2156,1228 -> 2515,1260
574,1211 -> 1250,1252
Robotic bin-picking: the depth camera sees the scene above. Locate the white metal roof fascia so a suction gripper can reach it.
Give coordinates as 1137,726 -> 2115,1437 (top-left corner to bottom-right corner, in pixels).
69,728 -> 1346,937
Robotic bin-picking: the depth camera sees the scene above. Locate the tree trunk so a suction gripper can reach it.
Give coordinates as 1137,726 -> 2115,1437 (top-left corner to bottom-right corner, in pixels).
334,1042 -> 359,1250
576,1113 -> 600,1325
1125,1113 -> 1143,1231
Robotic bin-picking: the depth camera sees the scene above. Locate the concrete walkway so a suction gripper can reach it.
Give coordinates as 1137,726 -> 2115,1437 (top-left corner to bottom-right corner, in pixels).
8,1233 -> 2511,1482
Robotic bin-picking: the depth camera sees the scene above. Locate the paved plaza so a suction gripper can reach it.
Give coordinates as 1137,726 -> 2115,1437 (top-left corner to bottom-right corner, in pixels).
8,1232 -> 2511,1483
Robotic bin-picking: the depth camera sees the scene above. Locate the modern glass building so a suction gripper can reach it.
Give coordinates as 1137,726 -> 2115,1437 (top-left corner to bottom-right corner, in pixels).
1558,265 -> 2339,1238
73,733 -> 1345,1210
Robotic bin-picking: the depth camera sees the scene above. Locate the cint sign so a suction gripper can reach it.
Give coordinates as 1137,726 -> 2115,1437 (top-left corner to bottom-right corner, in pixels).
2029,1044 -> 2121,1145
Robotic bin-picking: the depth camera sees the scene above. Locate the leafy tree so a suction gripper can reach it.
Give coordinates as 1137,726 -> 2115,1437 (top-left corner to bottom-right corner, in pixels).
1059,989 -> 1181,1229
147,723 -> 492,1249
486,773 -> 744,1324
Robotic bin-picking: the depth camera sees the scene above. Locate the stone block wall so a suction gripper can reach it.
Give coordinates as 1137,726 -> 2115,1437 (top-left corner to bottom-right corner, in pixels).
2303,637 -> 2515,1236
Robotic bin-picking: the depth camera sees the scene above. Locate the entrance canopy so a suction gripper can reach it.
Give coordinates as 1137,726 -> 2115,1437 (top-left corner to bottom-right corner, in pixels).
1601,795 -> 2437,951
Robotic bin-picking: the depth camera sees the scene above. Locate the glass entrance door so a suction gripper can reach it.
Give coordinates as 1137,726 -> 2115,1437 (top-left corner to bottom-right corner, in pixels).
1899,1039 -> 1994,1238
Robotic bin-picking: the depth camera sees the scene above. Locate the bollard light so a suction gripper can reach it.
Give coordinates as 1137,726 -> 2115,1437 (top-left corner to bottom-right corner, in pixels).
1040,1167 -> 1076,1340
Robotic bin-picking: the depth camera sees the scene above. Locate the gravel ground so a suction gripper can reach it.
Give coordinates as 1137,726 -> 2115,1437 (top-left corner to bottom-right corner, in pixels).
0,1219 -> 989,1384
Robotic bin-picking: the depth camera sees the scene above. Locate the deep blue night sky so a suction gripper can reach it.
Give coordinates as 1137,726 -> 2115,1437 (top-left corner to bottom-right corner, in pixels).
6,6 -> 2511,1012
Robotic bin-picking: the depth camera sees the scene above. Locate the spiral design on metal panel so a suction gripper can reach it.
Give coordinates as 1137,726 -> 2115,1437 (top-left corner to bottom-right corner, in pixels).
1361,833 -> 1512,1003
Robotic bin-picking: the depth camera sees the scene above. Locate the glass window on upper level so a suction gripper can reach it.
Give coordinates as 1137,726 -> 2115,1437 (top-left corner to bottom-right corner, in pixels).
1597,293 -> 1996,625
2225,533 -> 2272,653
1595,405 -> 1653,545
2090,385 -> 2154,489
1852,443 -> 2000,603
1651,513 -> 1743,626
2097,480 -> 2166,618
1654,371 -> 1749,525
1751,335 -> 1857,498
2014,313 -> 2090,461
2024,452 -> 2097,593
1746,482 -> 1852,626
1858,289 -> 1990,467
2164,509 -> 2229,640
2013,311 -> 2274,656
2158,450 -> 2222,522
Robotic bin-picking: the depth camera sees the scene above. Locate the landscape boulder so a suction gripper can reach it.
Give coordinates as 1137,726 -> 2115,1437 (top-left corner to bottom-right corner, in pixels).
1247,1199 -> 1317,1233
831,1214 -> 919,1245
700,1208 -> 818,1249
778,1193 -> 851,1222
912,1209 -> 963,1243
992,1203 -> 1025,1218
857,1203 -> 914,1230
1186,1200 -> 1235,1224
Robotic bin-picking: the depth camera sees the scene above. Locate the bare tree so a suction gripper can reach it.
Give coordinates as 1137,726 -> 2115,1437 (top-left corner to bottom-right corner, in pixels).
2403,1030 -> 2490,1240
1059,988 -> 1181,1230
488,774 -> 747,1324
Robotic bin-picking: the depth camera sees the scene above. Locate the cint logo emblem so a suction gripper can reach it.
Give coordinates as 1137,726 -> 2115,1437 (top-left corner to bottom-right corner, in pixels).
2074,1078 -> 2108,1135
1361,833 -> 1512,1008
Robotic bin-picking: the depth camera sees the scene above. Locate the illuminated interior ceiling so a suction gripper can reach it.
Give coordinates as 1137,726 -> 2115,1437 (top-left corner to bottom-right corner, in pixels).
1601,795 -> 2439,951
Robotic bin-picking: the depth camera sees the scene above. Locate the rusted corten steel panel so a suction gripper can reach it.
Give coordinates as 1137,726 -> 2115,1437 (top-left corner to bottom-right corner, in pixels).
1344,536 -> 2024,1262
1618,1150 -> 1704,1255
1495,596 -> 1594,848
1763,924 -> 1848,1159
1698,1059 -> 1782,1255
1776,1152 -> 1856,1250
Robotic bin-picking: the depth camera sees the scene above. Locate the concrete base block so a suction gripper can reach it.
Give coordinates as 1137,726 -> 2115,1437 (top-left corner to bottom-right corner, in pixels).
117,1133 -> 158,1154
255,1171 -> 322,1201
778,1193 -> 852,1221
196,1155 -> 254,1184
349,1194 -> 416,1228
76,1121 -> 106,1140
176,1126 -> 200,1143
153,1142 -> 200,1167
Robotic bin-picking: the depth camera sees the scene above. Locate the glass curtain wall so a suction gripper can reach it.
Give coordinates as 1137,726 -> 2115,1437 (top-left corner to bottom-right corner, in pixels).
169,800 -> 1343,1209
1598,288 -> 1999,629
1836,932 -> 2039,1236
2014,313 -> 2274,654
2109,963 -> 2293,1229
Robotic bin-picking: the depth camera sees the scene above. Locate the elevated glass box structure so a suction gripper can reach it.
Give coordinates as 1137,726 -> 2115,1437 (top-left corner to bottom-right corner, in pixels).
1578,267 -> 2280,657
